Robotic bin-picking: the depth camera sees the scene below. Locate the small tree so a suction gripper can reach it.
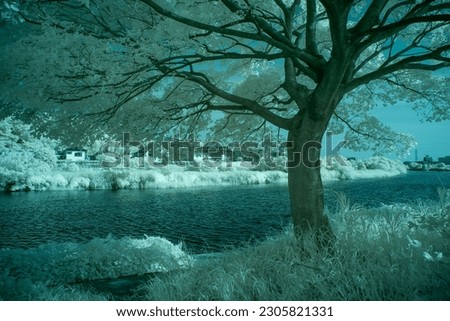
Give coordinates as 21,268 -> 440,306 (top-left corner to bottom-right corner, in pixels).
1,0 -> 449,246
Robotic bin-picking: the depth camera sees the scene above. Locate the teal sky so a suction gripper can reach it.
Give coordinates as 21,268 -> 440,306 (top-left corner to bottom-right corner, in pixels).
340,102 -> 450,161
372,103 -> 449,161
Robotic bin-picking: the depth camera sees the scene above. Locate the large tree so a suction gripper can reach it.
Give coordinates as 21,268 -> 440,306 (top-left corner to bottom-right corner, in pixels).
1,0 -> 449,245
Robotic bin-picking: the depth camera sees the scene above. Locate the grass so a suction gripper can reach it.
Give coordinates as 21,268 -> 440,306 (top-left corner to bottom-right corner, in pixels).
133,189 -> 450,301
3,189 -> 449,300
0,277 -> 110,301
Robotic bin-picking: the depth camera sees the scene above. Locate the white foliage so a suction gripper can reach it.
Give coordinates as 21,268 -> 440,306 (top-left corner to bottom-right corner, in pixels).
0,117 -> 59,190
1,156 -> 408,191
1,1 -> 20,23
0,235 -> 194,284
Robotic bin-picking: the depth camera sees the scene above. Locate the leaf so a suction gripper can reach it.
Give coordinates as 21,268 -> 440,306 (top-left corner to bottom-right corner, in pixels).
10,2 -> 19,12
422,251 -> 433,262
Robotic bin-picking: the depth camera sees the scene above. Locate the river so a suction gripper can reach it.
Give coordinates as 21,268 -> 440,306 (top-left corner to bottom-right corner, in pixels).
0,171 -> 449,253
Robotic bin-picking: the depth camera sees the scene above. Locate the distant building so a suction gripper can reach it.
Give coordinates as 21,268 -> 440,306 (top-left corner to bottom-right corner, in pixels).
423,155 -> 433,164
62,149 -> 87,161
438,156 -> 450,165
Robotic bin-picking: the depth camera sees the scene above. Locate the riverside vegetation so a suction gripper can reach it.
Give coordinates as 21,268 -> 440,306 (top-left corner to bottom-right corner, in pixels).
2,188 -> 448,301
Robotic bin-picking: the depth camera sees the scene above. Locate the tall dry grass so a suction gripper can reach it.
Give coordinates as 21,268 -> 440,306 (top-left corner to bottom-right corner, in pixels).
135,189 -> 450,300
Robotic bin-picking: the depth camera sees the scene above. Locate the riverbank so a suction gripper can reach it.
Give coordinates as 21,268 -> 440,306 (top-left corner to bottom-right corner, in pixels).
133,189 -> 450,301
1,188 -> 449,300
1,157 -> 407,192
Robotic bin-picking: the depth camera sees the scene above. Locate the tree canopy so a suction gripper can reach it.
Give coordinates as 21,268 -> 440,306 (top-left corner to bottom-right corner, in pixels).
1,0 -> 448,152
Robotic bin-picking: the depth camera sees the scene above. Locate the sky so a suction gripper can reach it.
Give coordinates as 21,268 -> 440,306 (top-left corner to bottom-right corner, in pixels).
339,102 -> 450,161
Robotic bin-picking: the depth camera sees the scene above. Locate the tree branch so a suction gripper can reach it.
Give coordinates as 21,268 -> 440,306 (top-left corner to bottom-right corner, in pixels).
345,44 -> 450,91
334,112 -> 397,144
305,0 -> 319,56
140,0 -> 325,73
182,73 -> 291,129
351,1 -> 450,60
319,0 -> 352,55
361,14 -> 450,38
350,0 -> 390,34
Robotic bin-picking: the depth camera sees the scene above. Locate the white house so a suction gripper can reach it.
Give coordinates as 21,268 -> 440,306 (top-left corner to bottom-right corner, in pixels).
63,149 -> 87,161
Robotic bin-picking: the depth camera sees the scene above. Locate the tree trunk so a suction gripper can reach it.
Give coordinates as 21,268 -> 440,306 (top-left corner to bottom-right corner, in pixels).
287,113 -> 334,249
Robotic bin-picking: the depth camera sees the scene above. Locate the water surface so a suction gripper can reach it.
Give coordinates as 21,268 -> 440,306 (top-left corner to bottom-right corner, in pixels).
0,171 -> 448,252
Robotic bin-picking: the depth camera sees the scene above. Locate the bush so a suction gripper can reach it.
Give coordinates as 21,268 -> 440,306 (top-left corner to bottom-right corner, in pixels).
0,116 -> 59,191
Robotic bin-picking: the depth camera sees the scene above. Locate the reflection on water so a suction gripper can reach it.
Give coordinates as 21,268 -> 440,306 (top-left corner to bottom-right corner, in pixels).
0,171 -> 448,253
